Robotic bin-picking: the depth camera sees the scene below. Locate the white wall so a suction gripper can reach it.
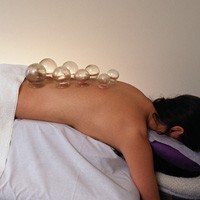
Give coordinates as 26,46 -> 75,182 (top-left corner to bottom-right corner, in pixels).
0,0 -> 200,98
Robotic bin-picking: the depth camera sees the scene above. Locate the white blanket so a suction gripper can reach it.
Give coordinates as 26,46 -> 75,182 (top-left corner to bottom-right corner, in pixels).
0,64 -> 26,177
0,119 -> 139,199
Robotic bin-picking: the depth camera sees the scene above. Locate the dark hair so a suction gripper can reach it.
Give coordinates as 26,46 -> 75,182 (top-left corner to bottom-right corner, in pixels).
153,95 -> 200,151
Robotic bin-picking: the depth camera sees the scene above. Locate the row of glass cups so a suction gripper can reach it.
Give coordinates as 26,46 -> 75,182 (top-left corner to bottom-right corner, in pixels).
25,58 -> 119,88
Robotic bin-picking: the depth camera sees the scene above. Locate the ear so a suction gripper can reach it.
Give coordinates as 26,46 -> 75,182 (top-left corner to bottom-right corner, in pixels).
170,126 -> 184,139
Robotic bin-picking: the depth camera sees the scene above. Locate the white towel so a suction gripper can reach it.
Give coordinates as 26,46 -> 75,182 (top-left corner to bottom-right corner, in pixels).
0,64 -> 26,177
157,172 -> 200,199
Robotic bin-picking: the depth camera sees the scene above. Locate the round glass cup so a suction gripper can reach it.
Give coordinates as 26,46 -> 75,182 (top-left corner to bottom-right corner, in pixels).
85,64 -> 100,78
74,69 -> 90,86
97,73 -> 111,88
52,66 -> 71,88
25,63 -> 46,88
62,61 -> 78,78
107,69 -> 119,84
40,58 -> 57,78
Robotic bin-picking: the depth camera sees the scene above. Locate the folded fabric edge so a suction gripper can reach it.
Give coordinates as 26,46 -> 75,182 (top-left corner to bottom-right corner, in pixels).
0,64 -> 27,177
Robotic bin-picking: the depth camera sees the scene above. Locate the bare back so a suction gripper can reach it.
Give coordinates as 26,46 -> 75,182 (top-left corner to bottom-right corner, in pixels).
16,80 -> 153,148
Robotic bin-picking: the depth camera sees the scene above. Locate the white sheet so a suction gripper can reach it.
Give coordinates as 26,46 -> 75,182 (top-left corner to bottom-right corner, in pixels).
0,64 -> 26,177
0,119 -> 139,200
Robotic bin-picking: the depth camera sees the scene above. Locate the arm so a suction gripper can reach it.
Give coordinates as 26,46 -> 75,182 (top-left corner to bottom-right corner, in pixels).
120,129 -> 160,200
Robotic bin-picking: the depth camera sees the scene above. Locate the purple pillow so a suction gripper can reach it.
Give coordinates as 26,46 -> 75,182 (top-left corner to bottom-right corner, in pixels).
149,131 -> 200,174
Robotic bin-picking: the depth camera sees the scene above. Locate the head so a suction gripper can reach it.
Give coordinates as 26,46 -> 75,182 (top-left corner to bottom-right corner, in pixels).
153,94 -> 200,151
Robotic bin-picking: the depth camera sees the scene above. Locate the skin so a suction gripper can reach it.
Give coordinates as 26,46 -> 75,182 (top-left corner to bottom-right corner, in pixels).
16,79 -> 165,200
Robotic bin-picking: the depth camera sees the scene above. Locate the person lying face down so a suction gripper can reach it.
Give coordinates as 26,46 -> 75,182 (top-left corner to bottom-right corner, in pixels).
16,79 -> 200,200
